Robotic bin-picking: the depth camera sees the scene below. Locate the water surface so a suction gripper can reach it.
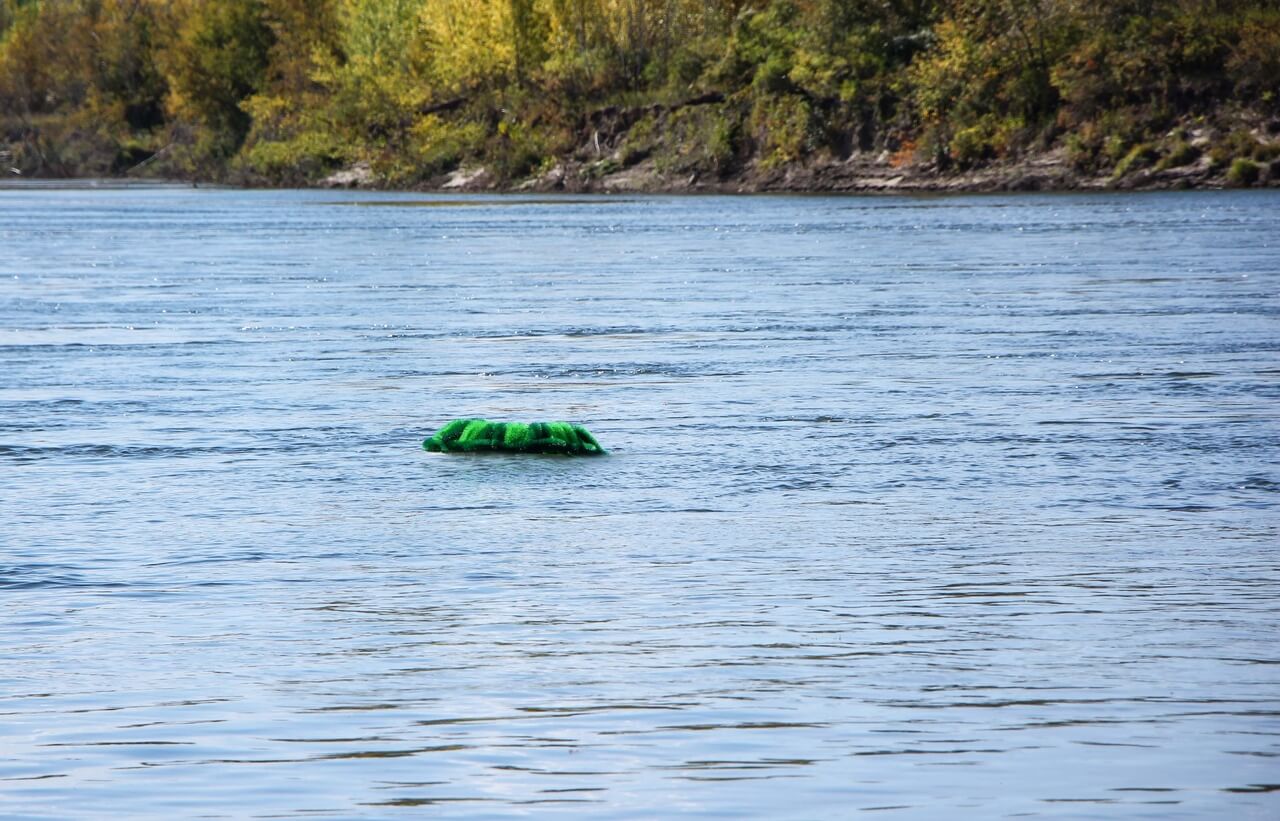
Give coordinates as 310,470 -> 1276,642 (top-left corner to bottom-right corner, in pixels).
2,186 -> 1278,818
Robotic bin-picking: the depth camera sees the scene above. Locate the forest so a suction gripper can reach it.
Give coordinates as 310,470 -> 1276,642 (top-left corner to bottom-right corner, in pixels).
1,0 -> 1277,190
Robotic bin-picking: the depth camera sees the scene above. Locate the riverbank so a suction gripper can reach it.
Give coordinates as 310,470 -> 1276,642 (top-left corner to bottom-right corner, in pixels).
387,144 -> 1274,195
7,141 -> 1273,195
314,108 -> 1280,195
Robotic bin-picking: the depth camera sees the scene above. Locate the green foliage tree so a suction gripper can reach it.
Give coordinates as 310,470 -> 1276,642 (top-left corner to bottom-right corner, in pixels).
163,0 -> 274,166
238,0 -> 345,182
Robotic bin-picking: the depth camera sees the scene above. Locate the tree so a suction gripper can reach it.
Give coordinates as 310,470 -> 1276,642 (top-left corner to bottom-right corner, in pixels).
163,0 -> 274,160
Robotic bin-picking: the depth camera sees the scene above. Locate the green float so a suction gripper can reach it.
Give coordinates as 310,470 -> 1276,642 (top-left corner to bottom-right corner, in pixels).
423,419 -> 606,456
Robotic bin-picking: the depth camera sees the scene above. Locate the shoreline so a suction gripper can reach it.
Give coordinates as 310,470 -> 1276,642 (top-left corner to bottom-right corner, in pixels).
5,148 -> 1275,196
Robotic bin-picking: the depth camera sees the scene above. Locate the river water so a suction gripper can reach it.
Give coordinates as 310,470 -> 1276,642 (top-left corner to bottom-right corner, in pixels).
1,185 -> 1277,818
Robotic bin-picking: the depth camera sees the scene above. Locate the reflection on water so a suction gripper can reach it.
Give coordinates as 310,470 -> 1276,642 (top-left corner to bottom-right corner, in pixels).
1,188 -> 1278,818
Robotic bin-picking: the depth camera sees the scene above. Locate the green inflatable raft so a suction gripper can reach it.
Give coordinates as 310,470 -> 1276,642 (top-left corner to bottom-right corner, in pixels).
423,419 -> 606,456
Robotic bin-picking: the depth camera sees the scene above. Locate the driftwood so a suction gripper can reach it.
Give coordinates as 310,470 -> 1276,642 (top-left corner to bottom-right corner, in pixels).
124,143 -> 172,176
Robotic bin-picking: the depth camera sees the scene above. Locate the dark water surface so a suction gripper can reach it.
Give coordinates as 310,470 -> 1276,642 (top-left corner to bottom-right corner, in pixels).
2,186 -> 1277,819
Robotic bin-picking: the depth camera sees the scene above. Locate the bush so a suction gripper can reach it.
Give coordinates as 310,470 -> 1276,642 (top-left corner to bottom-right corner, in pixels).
241,130 -> 346,184
487,117 -> 552,181
707,112 -> 740,174
409,115 -> 485,177
1113,142 -> 1159,177
1156,139 -> 1200,170
1209,130 -> 1265,170
1064,132 -> 1094,171
585,157 -> 621,178
950,124 -> 991,168
752,94 -> 813,169
650,104 -> 744,178
1227,157 -> 1261,185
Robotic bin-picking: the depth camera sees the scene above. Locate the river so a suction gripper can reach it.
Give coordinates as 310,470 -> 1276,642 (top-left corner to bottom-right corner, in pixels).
2,185 -> 1278,818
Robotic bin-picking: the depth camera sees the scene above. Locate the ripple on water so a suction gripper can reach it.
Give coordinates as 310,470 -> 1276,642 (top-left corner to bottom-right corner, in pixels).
0,189 -> 1278,818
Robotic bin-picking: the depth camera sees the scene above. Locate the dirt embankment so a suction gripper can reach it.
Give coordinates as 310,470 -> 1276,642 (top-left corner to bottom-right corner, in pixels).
323,102 -> 1280,195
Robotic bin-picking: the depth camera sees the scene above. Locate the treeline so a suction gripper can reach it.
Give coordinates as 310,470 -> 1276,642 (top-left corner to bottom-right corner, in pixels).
1,0 -> 1277,187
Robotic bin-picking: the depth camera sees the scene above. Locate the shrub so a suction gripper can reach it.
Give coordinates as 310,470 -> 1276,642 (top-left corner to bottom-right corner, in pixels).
950,124 -> 991,168
486,117 -> 552,181
752,94 -> 813,169
1227,157 -> 1261,185
1114,142 -> 1158,177
1156,139 -> 1200,170
707,112 -> 740,174
409,115 -> 485,177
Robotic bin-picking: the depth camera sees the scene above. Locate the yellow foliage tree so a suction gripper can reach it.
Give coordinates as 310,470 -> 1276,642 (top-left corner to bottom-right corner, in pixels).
419,0 -> 516,93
